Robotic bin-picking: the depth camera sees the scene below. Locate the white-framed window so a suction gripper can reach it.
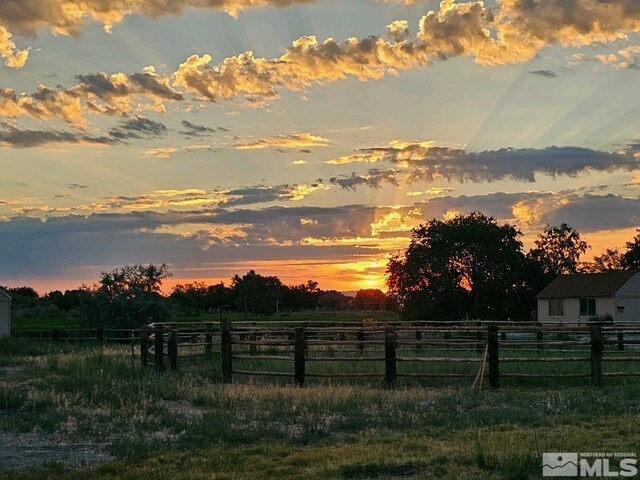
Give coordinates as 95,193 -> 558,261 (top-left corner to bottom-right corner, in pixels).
548,298 -> 564,317
579,298 -> 597,317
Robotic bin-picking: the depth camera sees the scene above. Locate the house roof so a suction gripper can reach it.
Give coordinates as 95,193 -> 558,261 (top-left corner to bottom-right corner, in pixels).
0,289 -> 11,301
536,271 -> 639,299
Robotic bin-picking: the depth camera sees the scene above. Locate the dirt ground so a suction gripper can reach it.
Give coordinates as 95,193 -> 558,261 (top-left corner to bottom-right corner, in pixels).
0,432 -> 114,471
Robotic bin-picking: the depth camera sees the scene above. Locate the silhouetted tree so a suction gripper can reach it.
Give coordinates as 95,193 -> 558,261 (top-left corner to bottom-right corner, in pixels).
231,270 -> 283,315
528,223 -> 589,276
586,248 -> 625,272
622,229 -> 640,270
281,280 -> 320,311
170,281 -> 234,315
387,212 -> 528,321
353,289 -> 387,310
317,290 -> 350,311
82,263 -> 173,328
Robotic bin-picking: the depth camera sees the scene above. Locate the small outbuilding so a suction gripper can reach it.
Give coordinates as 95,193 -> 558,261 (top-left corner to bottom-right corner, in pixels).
536,271 -> 640,324
0,288 -> 11,337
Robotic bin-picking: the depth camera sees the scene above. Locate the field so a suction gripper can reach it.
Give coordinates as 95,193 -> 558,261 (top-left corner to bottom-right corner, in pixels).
2,336 -> 640,479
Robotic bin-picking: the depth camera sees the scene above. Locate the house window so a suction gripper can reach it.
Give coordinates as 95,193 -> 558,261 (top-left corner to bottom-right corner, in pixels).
548,298 -> 564,316
579,298 -> 597,317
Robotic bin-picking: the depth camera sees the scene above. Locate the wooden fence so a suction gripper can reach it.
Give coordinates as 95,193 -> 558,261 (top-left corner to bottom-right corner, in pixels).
140,321 -> 640,388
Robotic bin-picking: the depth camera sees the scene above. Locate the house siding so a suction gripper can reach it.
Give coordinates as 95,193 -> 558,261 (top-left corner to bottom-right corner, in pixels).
613,274 -> 640,322
538,297 -> 616,324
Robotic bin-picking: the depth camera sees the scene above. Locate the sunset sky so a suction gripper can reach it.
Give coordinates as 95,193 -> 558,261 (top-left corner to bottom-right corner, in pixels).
1,0 -> 640,293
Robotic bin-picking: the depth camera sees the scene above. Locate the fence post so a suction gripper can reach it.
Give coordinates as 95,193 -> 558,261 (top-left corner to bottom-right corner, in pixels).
488,325 -> 499,388
415,327 -> 422,351
476,321 -> 483,353
140,325 -> 149,367
294,327 -> 306,387
617,330 -> 624,351
385,326 -> 397,390
250,322 -> 257,356
221,317 -> 232,384
536,322 -> 543,352
590,324 -> 603,387
204,322 -> 213,356
168,328 -> 178,373
358,329 -> 365,352
97,327 -> 104,346
154,324 -> 164,372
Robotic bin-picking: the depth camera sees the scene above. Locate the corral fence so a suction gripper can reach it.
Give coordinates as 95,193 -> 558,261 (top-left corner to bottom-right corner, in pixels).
140,320 -> 640,388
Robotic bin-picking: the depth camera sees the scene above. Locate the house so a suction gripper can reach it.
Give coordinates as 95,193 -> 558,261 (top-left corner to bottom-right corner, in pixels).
0,288 -> 11,337
536,271 -> 640,324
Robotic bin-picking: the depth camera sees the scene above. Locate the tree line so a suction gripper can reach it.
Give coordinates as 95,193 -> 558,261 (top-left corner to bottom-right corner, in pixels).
2,268 -> 393,328
4,211 -> 640,327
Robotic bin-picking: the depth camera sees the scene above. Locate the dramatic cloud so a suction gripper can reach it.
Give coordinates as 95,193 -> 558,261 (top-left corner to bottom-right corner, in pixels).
0,0 -> 318,38
329,169 -> 399,190
2,191 -> 639,282
0,70 -> 182,128
0,26 -> 28,68
0,123 -> 116,148
234,133 -> 330,150
6,0 -> 640,121
326,141 -> 640,183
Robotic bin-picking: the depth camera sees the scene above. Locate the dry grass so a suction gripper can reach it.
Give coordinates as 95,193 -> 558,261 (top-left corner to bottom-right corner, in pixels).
1,338 -> 640,479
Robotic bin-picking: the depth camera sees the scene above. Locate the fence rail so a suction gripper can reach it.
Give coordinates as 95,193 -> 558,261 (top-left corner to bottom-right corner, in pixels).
134,320 -> 640,388
14,320 -> 640,388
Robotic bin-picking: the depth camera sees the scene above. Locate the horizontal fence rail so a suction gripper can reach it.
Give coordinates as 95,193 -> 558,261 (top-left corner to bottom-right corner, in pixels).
14,319 -> 640,388
136,320 -> 640,388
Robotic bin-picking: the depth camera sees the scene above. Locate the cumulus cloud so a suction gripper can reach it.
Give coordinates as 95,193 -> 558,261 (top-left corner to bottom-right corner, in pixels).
0,70 -> 183,128
0,26 -> 28,68
593,45 -> 640,69
6,0 -> 640,119
234,132 -> 330,150
0,0 -> 317,39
